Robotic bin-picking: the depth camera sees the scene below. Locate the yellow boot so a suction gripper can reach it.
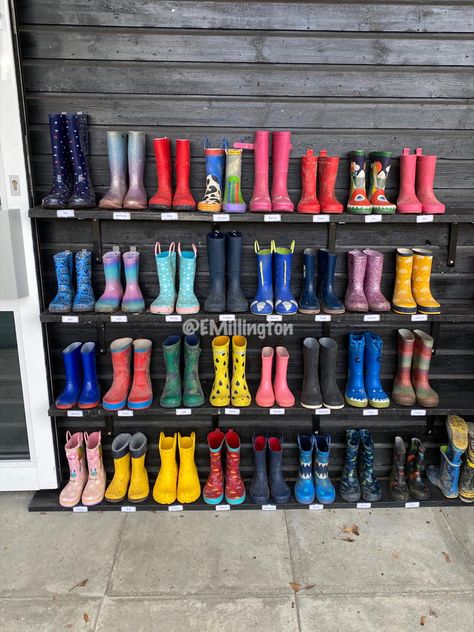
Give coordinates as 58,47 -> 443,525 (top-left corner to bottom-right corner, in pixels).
127,432 -> 149,503
231,335 -> 251,407
392,248 -> 417,315
210,335 -> 231,407
153,432 -> 178,504
105,433 -> 131,503
177,432 -> 201,503
411,248 -> 441,314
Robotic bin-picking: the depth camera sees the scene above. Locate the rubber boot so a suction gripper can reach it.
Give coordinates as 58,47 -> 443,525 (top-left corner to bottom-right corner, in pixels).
176,243 -> 200,314
153,432 -> 178,504
297,150 -> 320,213
358,429 -> 382,502
204,231 -> 226,312
105,433 -> 132,503
340,429 -> 361,502
150,242 -> 177,314
173,138 -> 196,210
415,149 -> 445,214
298,248 -> 320,314
42,114 -> 73,208
177,432 -> 201,503
183,334 -> 205,407
128,339 -> 153,410
397,148 -> 422,213
103,337 -> 133,410
445,415 -> 468,465
364,331 -> 390,408
231,335 -> 251,407
412,330 -> 439,407
250,435 -> 270,504
49,250 -> 74,312
95,251 -> 123,313
392,248 -> 417,315
317,150 -> 343,213
362,249 -> 391,312
160,335 -> 182,408
197,140 -> 227,212
250,241 -> 274,315
148,137 -> 172,210
122,250 -> 145,313
301,338 -> 322,409
294,434 -> 315,504
314,434 -> 336,504
271,131 -> 294,212
210,335 -> 231,407
389,436 -> 409,502
344,250 -> 369,312
428,446 -> 463,499
128,432 -> 149,503
268,436 -> 291,504
226,231 -> 248,312
78,342 -> 100,409
55,342 -> 82,409
203,429 -> 225,505
319,337 -> 344,409
234,131 -> 271,211
317,249 -> 345,314
459,422 -> 474,503
392,329 -> 416,406
59,431 -> 88,508
99,131 -> 128,209
411,248 -> 441,314
225,429 -> 246,504
65,113 -> 95,208
223,149 -> 246,212
345,333 -> 368,408
274,240 -> 298,315
82,431 -> 106,506
255,347 -> 275,407
274,346 -> 295,408
367,151 -> 396,214
406,438 -> 430,501
73,249 -> 95,311
123,130 -> 147,209
347,150 -> 371,214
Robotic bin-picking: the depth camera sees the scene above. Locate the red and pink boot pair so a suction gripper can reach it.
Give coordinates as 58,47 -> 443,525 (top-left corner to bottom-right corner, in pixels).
344,249 -> 391,313
59,431 -> 106,507
397,148 -> 445,214
203,429 -> 246,505
255,346 -> 295,408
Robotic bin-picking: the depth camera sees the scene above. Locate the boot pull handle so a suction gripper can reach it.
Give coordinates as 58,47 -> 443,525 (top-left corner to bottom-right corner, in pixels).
84,431 -> 89,445
220,138 -> 229,150
169,242 -> 176,254
154,241 -> 161,257
192,243 -> 198,257
66,430 -> 72,443
289,240 -> 295,253
254,240 -> 260,254
415,147 -> 423,156
203,137 -> 210,149
233,141 -> 255,151
178,242 -> 182,257
402,148 -> 411,155
270,240 -> 276,253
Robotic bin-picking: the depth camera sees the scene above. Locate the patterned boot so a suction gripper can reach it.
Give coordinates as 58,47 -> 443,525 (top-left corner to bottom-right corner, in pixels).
389,436 -> 409,502
203,429 -> 225,505
412,330 -> 439,407
160,335 -> 182,408
223,149 -> 246,212
59,431 -> 88,508
406,438 -> 431,501
122,249 -> 145,313
427,416 -> 467,498
210,335 -> 230,407
345,333 -> 368,408
224,429 -> 246,504
73,249 -> 95,312
150,242 -> 177,315
274,240 -> 298,315
99,131 -> 128,209
231,335 -> 251,407
314,434 -> 335,504
367,151 -> 396,214
197,139 -> 227,212
392,248 -> 417,315
123,131 -> 147,209
460,422 -> 474,503
340,429 -> 361,502
65,113 -> 95,208
362,249 -> 390,311
358,429 -> 382,502
82,431 -> 106,506
176,243 -> 200,315
48,250 -> 74,312
250,241 -> 274,316
42,113 -> 73,209
182,334 -> 205,408
364,331 -> 390,408
347,150 -> 372,214
95,251 -> 123,313
411,248 -> 441,315
294,434 -> 315,504
392,329 -> 416,406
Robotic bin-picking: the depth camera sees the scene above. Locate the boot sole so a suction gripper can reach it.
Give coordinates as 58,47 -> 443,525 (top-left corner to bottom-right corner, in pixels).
344,396 -> 368,408
298,308 -> 321,314
127,495 -> 150,504
301,402 -> 322,409
321,308 -> 345,315
104,495 -> 127,504
391,305 -> 417,315
323,401 -> 345,410
446,415 -> 469,451
459,494 -> 474,503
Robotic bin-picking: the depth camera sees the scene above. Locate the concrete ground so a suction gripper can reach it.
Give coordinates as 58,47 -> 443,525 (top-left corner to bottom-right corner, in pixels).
1,493 -> 473,632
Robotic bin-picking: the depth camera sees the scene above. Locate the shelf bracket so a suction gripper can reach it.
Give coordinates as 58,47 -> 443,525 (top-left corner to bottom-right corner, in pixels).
328,222 -> 337,252
212,413 -> 220,430
97,322 -> 107,354
447,222 -> 458,267
425,415 -> 435,437
104,415 -> 114,438
430,321 -> 441,354
312,414 -> 320,435
91,218 -> 102,263
322,321 -> 332,338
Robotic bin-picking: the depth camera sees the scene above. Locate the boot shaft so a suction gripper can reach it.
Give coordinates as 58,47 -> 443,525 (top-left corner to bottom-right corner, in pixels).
298,149 -> 319,212
363,249 -> 383,293
85,430 -> 104,476
273,241 -> 295,291
78,342 -> 100,407
395,328 -> 415,384
110,337 -> 133,383
64,431 -> 86,479
343,429 -> 359,473
347,150 -> 371,211
48,113 -> 72,181
347,250 -> 367,292
412,329 -> 434,381
406,437 -> 425,481
301,248 -> 316,295
223,148 -> 246,211
367,151 -> 395,210
106,131 -> 127,186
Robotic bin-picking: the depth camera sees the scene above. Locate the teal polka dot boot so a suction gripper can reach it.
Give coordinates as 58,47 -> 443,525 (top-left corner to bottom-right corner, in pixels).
176,243 -> 200,315
150,242 -> 177,315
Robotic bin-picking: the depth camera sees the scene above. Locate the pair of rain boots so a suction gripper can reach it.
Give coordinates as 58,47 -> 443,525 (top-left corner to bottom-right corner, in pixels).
392,247 -> 441,316
295,434 -> 335,505
153,432 -> 201,504
55,341 -> 100,410
210,335 -> 251,408
397,148 -> 445,214
347,150 -> 396,214
160,335 -> 205,408
148,137 -> 196,210
251,240 -> 298,316
345,332 -> 390,409
250,435 -> 291,505
344,249 -> 390,313
95,248 -> 145,314
340,429 -> 382,503
49,250 -> 95,313
298,248 -> 345,315
389,437 -> 431,502
150,241 -> 199,315
297,149 -> 344,214
105,433 -> 149,503
255,346 -> 295,408
203,429 -> 246,505
204,231 -> 248,313
300,337 -> 344,410
59,431 -> 106,507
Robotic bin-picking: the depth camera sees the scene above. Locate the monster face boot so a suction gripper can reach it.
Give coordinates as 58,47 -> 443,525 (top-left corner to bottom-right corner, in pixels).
367,152 -> 396,214
347,150 -> 371,214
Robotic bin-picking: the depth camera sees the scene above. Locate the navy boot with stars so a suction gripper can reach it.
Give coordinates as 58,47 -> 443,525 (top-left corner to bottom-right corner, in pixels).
42,113 -> 73,209
65,113 -> 96,208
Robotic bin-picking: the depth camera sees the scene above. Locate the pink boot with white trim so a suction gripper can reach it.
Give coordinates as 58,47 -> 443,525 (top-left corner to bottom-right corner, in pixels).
82,431 -> 106,506
59,431 -> 88,508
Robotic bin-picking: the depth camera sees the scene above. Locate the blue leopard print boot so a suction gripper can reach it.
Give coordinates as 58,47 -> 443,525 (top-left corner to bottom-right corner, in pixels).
358,428 -> 382,502
49,251 -> 74,312
73,250 -> 95,312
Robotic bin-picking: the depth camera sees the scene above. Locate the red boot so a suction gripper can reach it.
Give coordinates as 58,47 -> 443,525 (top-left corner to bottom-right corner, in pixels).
397,148 -> 422,213
415,148 -> 445,214
127,339 -> 153,409
203,429 -> 225,505
173,139 -> 196,210
149,138 -> 172,210
224,429 -> 246,505
103,337 -> 133,410
317,150 -> 343,213
297,150 -> 320,213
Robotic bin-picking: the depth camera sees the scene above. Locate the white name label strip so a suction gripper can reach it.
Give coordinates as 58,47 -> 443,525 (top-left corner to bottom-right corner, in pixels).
113,211 -> 130,220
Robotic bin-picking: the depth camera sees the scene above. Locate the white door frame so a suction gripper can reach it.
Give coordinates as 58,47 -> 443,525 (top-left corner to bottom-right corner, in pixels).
0,0 -> 57,490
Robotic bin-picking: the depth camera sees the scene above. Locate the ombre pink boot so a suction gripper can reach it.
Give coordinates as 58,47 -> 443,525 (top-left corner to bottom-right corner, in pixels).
362,249 -> 391,312
256,346 -> 275,407
122,249 -> 145,313
271,132 -> 294,212
82,431 -> 106,506
234,131 -> 271,212
59,431 -> 88,508
95,251 -> 123,313
344,250 -> 368,312
274,346 -> 295,407
397,148 -> 422,213
415,149 -> 445,214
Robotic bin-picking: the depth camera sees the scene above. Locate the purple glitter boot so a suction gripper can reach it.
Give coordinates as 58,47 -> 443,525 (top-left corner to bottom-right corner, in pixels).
123,131 -> 147,210
363,249 -> 391,312
95,251 -> 123,313
344,250 -> 368,312
122,249 -> 145,313
99,132 -> 128,209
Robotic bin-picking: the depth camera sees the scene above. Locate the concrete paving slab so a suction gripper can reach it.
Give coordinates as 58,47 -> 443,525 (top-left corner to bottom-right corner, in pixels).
286,507 -> 474,594
108,511 -> 293,597
441,507 -> 474,563
0,597 -> 101,632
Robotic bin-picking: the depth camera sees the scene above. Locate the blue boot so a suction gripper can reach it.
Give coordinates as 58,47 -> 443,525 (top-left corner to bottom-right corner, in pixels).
364,332 -> 390,408
65,113 -> 96,208
298,248 -> 320,314
250,435 -> 270,504
294,434 -> 315,504
73,250 -> 95,312
358,429 -> 382,502
78,342 -> 101,409
314,434 -> 335,504
427,447 -> 463,498
250,241 -> 274,315
42,114 -> 73,209
345,333 -> 368,408
49,251 -> 74,312
340,429 -> 361,502
55,342 -> 82,409
274,240 -> 298,315
317,249 -> 345,314
176,243 -> 200,314
268,435 -> 291,504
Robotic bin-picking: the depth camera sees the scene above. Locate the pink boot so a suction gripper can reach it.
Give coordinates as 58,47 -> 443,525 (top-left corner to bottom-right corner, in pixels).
82,431 -> 106,506
59,431 -> 88,508
271,132 -> 294,212
256,346 -> 275,407
274,346 -> 295,407
103,337 -> 133,410
397,148 -> 422,213
234,131 -> 271,212
362,249 -> 391,312
128,339 -> 153,409
415,149 -> 445,214
344,250 -> 368,312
